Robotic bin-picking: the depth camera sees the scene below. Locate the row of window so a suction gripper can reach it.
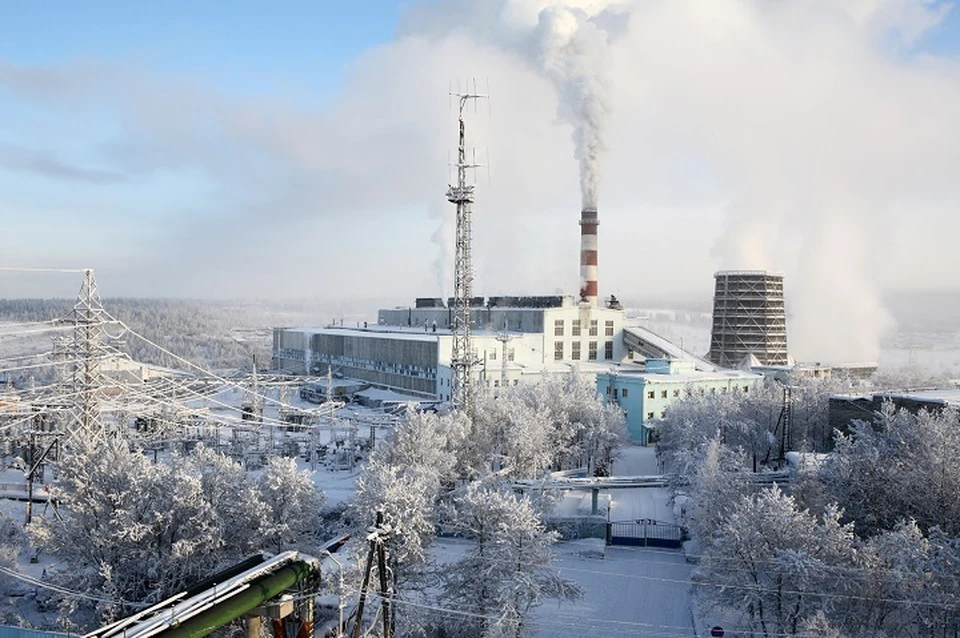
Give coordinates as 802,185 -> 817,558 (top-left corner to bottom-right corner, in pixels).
606,384 -> 752,399
488,348 -> 515,361
554,319 -> 615,337
554,340 -> 615,361
485,378 -> 520,388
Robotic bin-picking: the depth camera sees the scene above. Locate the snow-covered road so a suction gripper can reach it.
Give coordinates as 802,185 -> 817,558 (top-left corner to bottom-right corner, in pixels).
535,544 -> 695,637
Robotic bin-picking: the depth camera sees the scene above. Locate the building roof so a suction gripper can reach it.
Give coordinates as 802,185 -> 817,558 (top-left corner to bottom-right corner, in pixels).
874,388 -> 960,407
831,388 -> 960,408
282,326 -> 443,342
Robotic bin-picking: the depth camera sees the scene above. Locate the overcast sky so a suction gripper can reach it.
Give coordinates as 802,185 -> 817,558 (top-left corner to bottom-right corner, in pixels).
1,0 -> 959,361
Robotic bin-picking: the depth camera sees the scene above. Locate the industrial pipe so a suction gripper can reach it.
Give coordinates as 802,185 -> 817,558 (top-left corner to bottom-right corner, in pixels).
159,561 -> 315,638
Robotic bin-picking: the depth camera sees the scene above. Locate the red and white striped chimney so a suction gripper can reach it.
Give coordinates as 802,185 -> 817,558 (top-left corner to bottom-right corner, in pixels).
579,207 -> 598,306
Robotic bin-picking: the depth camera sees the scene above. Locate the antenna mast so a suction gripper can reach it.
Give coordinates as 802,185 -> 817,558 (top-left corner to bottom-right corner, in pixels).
447,84 -> 486,415
495,320 -> 511,389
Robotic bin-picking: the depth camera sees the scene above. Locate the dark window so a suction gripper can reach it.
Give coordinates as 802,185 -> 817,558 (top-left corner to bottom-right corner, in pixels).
554,341 -> 563,361
647,391 -> 655,399
605,320 -> 614,336
661,390 -> 667,399
571,319 -> 581,337
554,319 -> 564,336
646,412 -> 654,420
605,341 -> 614,360
571,342 -> 581,360
588,341 -> 598,360
589,319 -> 598,336
622,388 -> 629,398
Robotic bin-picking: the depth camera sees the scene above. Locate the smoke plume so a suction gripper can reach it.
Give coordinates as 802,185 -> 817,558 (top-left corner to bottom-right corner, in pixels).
530,6 -> 611,209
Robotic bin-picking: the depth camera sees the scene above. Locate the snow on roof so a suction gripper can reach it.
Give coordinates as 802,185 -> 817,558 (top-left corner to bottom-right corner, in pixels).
600,367 -> 762,383
874,388 -> 960,407
282,326 -> 442,342
354,387 -> 425,403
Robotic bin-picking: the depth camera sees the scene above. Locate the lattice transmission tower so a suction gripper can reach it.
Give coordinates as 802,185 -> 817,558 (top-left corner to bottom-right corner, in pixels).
57,268 -> 110,443
446,85 -> 486,414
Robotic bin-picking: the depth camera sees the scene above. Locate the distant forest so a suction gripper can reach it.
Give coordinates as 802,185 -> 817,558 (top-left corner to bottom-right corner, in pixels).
0,298 -> 279,372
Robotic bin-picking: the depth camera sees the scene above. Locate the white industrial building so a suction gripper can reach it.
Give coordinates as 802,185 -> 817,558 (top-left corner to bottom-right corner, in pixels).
272,294 -> 721,406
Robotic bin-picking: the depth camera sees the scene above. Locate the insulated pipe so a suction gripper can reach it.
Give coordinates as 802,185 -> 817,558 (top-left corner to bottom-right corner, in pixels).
158,561 -> 315,638
579,207 -> 599,306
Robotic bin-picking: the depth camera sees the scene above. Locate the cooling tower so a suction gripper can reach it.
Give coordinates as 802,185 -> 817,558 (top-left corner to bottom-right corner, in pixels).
579,207 -> 598,306
708,270 -> 789,368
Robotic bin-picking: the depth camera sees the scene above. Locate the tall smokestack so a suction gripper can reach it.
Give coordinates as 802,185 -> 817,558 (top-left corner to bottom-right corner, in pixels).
579,207 -> 598,306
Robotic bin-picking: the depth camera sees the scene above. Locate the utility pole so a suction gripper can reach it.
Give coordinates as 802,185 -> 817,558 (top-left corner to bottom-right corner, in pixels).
351,512 -> 392,638
25,435 -> 58,525
447,82 -> 487,416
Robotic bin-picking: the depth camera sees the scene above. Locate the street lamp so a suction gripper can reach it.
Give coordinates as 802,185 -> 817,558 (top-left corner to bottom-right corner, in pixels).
322,550 -> 346,638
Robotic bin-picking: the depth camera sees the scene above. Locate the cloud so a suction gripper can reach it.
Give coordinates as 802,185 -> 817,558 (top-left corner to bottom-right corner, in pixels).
0,143 -> 127,184
1,0 -> 959,364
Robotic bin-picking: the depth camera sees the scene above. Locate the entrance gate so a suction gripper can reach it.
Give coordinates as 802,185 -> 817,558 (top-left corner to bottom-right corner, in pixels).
607,519 -> 686,548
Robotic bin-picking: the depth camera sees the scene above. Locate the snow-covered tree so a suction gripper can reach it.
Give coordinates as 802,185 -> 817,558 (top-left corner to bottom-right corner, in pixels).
353,410 -> 456,570
472,372 -> 626,479
797,611 -> 846,638
697,485 -> 856,638
351,409 -> 459,635
441,482 -> 580,638
257,456 -> 325,553
0,514 -> 28,625
822,404 -> 960,537
683,437 -> 752,543
30,439 -> 324,626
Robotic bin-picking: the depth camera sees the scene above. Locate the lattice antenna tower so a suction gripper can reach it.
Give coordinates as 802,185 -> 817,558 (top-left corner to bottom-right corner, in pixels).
495,319 -> 511,389
446,81 -> 487,415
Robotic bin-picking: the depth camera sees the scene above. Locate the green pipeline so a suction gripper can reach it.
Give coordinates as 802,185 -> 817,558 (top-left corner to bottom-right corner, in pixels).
160,561 -> 314,638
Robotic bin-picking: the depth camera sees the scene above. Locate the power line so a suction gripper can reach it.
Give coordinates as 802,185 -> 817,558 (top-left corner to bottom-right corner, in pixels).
0,566 -> 146,608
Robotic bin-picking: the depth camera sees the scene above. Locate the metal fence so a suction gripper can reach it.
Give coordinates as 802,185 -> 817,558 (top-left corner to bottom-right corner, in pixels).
0,626 -> 70,638
545,516 -> 608,541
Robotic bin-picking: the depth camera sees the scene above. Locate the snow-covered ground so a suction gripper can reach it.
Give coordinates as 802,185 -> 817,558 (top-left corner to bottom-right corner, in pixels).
429,536 -> 695,638
535,544 -> 694,637
532,446 -> 694,636
613,444 -> 661,475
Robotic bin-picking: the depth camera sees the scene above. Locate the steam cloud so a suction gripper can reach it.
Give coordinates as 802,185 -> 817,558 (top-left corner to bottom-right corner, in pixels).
404,0 -> 959,363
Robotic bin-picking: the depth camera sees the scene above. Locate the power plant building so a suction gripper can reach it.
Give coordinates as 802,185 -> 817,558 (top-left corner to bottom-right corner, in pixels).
708,270 -> 790,368
273,295 -> 639,401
